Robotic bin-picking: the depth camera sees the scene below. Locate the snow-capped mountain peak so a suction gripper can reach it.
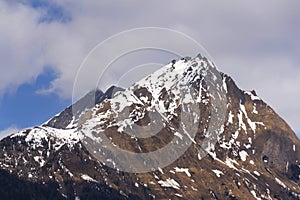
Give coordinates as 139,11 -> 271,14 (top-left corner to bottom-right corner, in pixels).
0,55 -> 299,199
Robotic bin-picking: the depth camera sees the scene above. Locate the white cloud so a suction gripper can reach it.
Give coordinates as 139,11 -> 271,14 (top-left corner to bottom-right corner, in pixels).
0,126 -> 20,140
0,0 -> 299,136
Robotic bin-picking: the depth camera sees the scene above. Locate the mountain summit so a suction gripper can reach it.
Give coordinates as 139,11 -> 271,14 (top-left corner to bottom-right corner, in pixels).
0,55 -> 299,199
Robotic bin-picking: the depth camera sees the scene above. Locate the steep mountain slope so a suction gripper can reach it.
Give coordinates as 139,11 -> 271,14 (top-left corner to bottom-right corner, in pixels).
0,55 -> 299,199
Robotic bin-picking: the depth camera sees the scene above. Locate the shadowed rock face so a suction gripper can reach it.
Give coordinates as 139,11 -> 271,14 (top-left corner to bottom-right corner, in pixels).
0,56 -> 299,199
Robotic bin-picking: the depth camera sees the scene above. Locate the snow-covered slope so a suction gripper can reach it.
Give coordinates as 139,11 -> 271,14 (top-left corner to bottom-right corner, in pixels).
78,55 -> 229,173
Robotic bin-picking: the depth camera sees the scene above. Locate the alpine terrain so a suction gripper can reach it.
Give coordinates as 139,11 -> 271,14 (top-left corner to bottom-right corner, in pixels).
0,55 -> 299,199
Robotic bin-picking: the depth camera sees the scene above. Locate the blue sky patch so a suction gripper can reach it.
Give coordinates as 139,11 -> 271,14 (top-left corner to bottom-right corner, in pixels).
19,0 -> 71,23
0,68 -> 70,130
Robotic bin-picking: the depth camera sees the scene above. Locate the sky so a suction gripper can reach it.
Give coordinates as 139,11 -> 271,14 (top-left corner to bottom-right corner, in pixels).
0,0 -> 299,138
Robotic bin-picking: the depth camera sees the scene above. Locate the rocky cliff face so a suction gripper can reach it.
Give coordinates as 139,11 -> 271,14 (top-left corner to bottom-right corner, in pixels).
0,55 -> 299,199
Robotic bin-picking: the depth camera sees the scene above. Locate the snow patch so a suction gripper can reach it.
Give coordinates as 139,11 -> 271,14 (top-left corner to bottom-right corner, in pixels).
174,132 -> 183,140
158,178 -> 180,189
245,91 -> 261,101
239,103 -> 265,133
23,126 -> 80,151
175,193 -> 183,198
253,171 -> 260,176
33,156 -> 45,167
81,174 -> 97,182
222,77 -> 228,93
239,150 -> 248,162
250,190 -> 262,200
227,111 -> 234,124
212,169 -> 224,177
174,167 -> 191,177
224,157 -> 239,170
275,177 -> 287,188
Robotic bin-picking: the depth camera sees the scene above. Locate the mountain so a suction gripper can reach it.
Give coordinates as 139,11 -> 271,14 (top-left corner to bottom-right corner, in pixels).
0,55 -> 299,199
